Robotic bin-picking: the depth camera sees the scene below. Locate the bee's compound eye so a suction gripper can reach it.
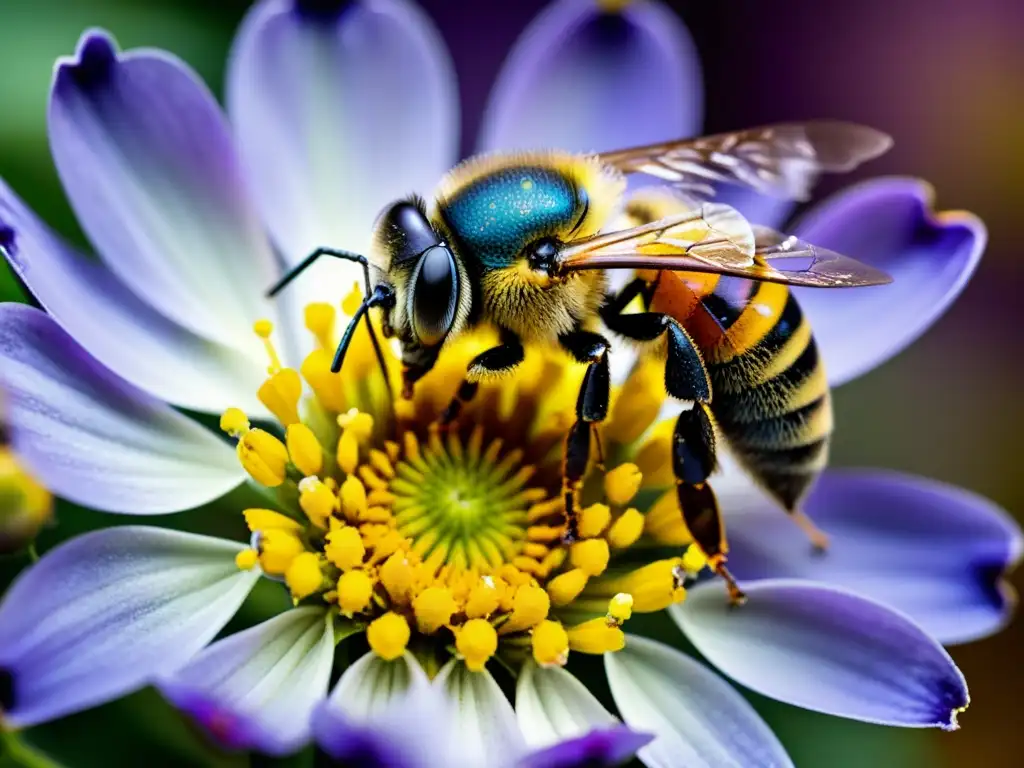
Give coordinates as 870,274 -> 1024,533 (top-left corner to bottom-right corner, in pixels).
411,245 -> 459,347
374,201 -> 441,265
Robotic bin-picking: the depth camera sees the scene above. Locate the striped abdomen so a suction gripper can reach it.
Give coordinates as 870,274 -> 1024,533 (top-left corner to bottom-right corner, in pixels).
694,275 -> 832,511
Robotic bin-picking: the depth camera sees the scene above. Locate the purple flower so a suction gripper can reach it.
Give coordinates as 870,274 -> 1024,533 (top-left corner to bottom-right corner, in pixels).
0,1 -> 1015,767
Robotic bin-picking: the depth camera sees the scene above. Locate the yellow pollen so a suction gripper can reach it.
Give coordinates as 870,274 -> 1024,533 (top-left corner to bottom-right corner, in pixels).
500,584 -> 550,634
380,551 -> 414,603
597,559 -> 687,613
604,463 -> 643,507
570,539 -> 610,576
237,429 -> 289,487
413,587 -> 457,634
546,568 -> 589,606
456,619 -> 498,672
682,544 -> 708,575
286,552 -> 324,600
607,508 -> 644,549
258,368 -> 302,426
287,423 -> 323,477
243,508 -> 302,533
338,410 -> 375,442
531,620 -> 570,667
567,618 -> 625,654
253,319 -> 283,374
607,593 -> 634,625
465,578 -> 501,619
336,430 -> 360,475
234,548 -> 259,571
325,526 -> 365,571
257,529 -> 305,575
298,477 -> 336,528
305,303 -> 336,350
219,408 -> 250,437
367,612 -> 410,661
340,476 -> 368,521
578,504 -> 611,539
337,569 -> 374,615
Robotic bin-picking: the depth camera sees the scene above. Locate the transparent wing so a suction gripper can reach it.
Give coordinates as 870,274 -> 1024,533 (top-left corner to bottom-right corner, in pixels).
598,121 -> 893,201
558,220 -> 892,288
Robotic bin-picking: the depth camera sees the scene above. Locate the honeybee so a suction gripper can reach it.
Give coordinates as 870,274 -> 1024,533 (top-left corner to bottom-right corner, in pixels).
269,122 -> 893,600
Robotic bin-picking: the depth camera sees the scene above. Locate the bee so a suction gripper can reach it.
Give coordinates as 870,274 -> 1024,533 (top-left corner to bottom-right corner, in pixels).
268,122 -> 893,600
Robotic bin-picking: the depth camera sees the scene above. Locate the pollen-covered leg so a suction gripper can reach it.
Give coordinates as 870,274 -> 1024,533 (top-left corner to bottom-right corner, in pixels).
559,330 -> 611,542
439,330 -> 524,425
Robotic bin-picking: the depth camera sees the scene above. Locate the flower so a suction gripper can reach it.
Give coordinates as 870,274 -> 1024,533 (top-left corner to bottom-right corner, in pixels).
0,1 -> 1017,767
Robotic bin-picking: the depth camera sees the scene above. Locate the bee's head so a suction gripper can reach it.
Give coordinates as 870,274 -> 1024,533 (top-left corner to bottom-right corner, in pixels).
370,198 -> 471,386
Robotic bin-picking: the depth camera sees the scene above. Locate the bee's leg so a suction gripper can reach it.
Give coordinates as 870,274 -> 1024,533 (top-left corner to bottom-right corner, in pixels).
602,306 -> 745,604
559,330 -> 611,543
438,330 -> 523,425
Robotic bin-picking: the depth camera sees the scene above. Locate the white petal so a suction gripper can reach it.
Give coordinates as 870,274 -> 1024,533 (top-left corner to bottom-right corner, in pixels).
328,649 -> 429,718
605,635 -> 793,768
0,527 -> 258,728
437,659 -> 527,768
516,662 -> 617,749
160,607 -> 334,756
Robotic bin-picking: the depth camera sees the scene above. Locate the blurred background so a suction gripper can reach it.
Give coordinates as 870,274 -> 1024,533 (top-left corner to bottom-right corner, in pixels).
0,0 -> 1021,766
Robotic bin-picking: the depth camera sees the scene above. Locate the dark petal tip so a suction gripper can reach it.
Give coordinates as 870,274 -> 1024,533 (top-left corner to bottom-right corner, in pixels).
0,225 -> 16,257
293,0 -> 355,21
0,667 -> 16,713
60,30 -> 119,90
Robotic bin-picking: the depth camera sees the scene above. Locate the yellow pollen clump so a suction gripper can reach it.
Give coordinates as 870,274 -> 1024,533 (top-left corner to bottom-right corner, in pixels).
367,612 -> 410,661
287,423 -> 323,477
237,428 -> 289,487
337,569 -> 374,615
305,303 -> 336,350
286,552 -> 323,600
604,463 -> 642,507
243,508 -> 302,533
298,477 -> 335,528
340,476 -> 368,520
380,551 -> 414,603
325,526 -> 365,571
607,508 -> 644,549
257,529 -> 306,575
234,548 -> 259,571
570,539 -> 610,576
258,369 -> 302,426
501,584 -> 550,634
578,504 -> 611,539
532,620 -> 570,667
607,593 -> 634,624
456,619 -> 498,672
219,408 -> 250,437
413,587 -> 457,634
465,578 -> 500,619
567,618 -> 625,654
547,568 -> 589,606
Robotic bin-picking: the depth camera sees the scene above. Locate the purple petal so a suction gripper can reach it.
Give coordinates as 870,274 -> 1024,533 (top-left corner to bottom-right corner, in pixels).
160,607 -> 334,756
227,0 -> 457,308
519,726 -> 652,768
0,304 -> 244,514
0,527 -> 258,728
49,31 -> 278,350
673,580 -> 969,729
478,0 -> 702,154
723,469 -> 1022,645
792,177 -> 985,386
0,179 -> 266,414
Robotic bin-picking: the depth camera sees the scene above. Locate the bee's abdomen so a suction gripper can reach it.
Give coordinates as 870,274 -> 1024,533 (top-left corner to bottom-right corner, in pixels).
699,283 -> 832,510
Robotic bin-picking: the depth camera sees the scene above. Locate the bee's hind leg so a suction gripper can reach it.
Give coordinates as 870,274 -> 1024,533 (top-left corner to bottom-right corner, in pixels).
601,292 -> 745,604
559,330 -> 612,543
438,329 -> 523,426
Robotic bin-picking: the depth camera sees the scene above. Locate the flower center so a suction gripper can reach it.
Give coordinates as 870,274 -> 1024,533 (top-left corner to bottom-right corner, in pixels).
221,297 -> 704,674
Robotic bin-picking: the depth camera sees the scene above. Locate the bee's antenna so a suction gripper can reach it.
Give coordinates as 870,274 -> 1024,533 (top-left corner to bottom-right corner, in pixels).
266,247 -> 396,406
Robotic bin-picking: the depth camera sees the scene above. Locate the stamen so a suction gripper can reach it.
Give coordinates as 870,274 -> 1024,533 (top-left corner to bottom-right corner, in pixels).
243,508 -> 302,533
566,618 -> 625,654
285,552 -> 324,600
237,429 -> 289,487
340,476 -> 368,521
380,551 -> 414,603
531,620 -> 569,667
500,584 -> 550,634
299,477 -> 336,528
591,559 -> 687,612
456,619 -> 498,672
367,612 -> 410,661
607,509 -> 644,549
604,463 -> 642,507
570,539 -> 610,576
324,526 -> 365,571
253,319 -> 283,374
305,303 -> 336,350
219,408 -> 250,437
337,570 -> 374,615
234,549 -> 259,571
643,489 -> 691,545
606,593 -> 634,625
465,578 -> 500,618
577,504 -> 611,539
302,350 -> 345,413
286,424 -> 324,477
257,529 -> 305,575
547,568 -> 589,606
258,369 -> 302,426
413,587 -> 458,634
337,430 -> 360,474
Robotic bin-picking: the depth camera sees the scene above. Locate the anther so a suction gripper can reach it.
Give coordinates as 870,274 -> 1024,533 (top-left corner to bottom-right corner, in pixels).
531,620 -> 570,667
566,618 -> 625,654
604,463 -> 642,507
285,552 -> 324,600
456,619 -> 498,672
258,369 -> 302,426
287,424 -> 324,477
367,612 -> 410,661
219,408 -> 250,438
337,570 -> 374,615
253,319 -> 283,374
606,593 -> 633,625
